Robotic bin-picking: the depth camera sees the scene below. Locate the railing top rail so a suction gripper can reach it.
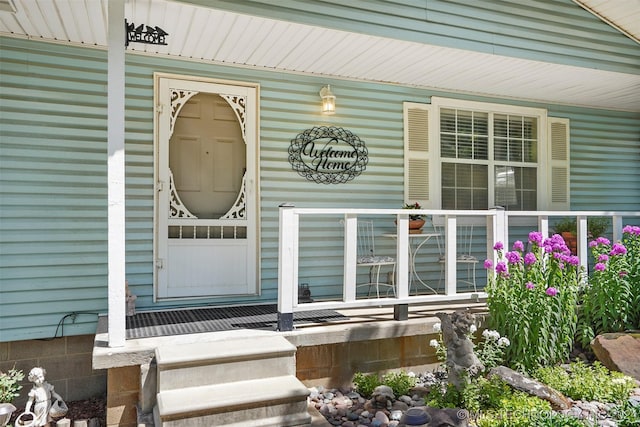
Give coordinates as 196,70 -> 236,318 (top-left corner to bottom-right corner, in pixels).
283,207 -> 501,217
504,210 -> 640,217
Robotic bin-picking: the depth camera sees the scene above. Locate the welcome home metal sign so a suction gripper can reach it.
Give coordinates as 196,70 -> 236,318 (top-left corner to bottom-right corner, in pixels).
288,126 -> 368,184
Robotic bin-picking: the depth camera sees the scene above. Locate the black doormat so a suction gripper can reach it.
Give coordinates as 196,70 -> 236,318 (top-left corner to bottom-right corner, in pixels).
126,304 -> 348,339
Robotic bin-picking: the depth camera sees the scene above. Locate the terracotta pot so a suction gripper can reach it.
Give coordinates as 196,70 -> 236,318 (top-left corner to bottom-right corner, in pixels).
409,219 -> 425,234
561,231 -> 577,255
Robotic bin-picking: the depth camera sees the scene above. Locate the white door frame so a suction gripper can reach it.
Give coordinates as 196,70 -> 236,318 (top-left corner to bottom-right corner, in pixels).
153,72 -> 260,300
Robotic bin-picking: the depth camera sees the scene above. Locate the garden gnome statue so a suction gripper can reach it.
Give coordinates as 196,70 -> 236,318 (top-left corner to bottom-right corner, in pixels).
435,311 -> 484,389
20,367 -> 66,426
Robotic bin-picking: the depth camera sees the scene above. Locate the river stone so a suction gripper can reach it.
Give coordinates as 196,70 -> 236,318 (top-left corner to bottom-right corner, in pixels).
591,333 -> 640,381
489,365 -> 571,410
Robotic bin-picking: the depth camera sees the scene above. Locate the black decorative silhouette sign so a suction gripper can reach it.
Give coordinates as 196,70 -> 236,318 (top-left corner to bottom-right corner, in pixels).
288,126 -> 368,184
125,19 -> 168,47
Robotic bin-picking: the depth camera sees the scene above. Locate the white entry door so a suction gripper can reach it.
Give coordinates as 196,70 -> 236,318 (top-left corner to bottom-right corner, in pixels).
154,74 -> 259,299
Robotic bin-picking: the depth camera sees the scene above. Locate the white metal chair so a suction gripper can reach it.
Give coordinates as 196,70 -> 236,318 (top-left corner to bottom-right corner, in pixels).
356,220 -> 396,298
434,220 -> 478,292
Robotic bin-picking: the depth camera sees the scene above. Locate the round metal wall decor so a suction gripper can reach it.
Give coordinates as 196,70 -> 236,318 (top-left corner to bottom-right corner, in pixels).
288,126 -> 368,184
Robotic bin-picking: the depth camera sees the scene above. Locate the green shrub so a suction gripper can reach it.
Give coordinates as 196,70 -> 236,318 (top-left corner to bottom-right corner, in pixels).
382,371 -> 416,397
352,372 -> 381,398
533,361 -> 635,403
0,368 -> 24,403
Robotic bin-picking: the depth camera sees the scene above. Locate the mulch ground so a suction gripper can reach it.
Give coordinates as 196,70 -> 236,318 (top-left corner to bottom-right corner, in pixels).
10,396 -> 106,426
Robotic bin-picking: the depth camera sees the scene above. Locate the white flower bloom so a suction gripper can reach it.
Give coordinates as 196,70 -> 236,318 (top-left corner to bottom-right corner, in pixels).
407,371 -> 416,378
469,324 -> 477,333
482,329 -> 500,341
498,337 -> 510,347
429,339 -> 439,348
433,323 -> 441,332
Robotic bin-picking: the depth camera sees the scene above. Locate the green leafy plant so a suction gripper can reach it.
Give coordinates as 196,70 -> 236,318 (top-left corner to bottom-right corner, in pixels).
533,361 -> 635,403
610,399 -> 640,427
475,329 -> 510,370
352,372 -> 381,398
553,217 -> 577,235
485,232 -> 581,372
381,371 -> 416,397
0,368 -> 24,403
578,226 -> 640,347
402,202 -> 424,220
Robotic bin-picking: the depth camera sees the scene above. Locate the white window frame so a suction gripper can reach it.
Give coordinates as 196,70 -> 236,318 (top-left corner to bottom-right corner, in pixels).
404,97 -> 569,211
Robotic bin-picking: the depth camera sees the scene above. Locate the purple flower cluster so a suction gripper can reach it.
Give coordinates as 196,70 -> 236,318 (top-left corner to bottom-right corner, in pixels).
610,243 -> 627,256
623,225 -> 640,235
589,236 -> 611,248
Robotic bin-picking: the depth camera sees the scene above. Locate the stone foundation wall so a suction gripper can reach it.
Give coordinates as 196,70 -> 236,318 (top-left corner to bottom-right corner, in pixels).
296,333 -> 439,389
0,335 -> 107,408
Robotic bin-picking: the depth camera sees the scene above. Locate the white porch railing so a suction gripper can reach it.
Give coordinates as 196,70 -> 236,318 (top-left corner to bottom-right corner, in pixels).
276,205 -> 640,331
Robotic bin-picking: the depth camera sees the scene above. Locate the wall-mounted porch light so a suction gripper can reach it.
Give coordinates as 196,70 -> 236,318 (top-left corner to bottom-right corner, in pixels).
319,85 -> 336,114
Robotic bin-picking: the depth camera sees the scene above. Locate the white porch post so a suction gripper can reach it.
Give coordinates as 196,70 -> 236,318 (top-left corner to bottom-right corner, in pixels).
444,215 -> 457,296
343,214 -> 358,302
107,0 -> 126,347
277,204 -> 298,331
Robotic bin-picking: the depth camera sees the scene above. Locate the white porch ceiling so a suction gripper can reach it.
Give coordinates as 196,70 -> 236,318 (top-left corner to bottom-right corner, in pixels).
1,0 -> 639,112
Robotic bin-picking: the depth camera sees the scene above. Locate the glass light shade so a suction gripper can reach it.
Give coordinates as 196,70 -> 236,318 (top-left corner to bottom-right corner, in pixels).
319,85 -> 336,114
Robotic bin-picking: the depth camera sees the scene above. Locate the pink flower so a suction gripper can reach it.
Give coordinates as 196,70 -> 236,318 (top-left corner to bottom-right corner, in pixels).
545,287 -> 558,296
513,240 -> 524,252
595,262 -> 606,271
484,259 -> 493,270
493,242 -> 504,251
610,243 -> 627,256
598,254 -> 609,263
506,251 -> 522,264
526,282 -> 535,290
524,252 -> 537,265
495,261 -> 507,274
528,231 -> 544,246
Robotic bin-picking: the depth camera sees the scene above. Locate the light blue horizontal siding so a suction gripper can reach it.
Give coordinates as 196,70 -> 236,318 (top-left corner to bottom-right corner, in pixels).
190,0 -> 640,73
1,33 -> 639,341
0,38 -> 108,341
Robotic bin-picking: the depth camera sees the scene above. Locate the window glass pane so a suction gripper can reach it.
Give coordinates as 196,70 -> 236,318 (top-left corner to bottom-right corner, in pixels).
523,117 -> 537,139
494,114 -> 508,138
457,163 -> 472,187
495,166 -> 517,208
457,189 -> 472,209
509,116 -> 523,138
524,140 -> 537,162
494,137 -> 508,161
509,139 -> 523,162
475,136 -> 488,160
522,191 -> 537,210
474,113 -> 488,136
441,134 -> 456,158
458,135 -> 473,159
474,190 -> 489,209
441,109 -> 456,133
442,162 -> 455,187
442,190 -> 455,209
458,110 -> 473,134
522,167 -> 537,189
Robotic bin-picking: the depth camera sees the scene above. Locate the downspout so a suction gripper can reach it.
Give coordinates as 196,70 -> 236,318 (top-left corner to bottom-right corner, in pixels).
107,0 -> 126,347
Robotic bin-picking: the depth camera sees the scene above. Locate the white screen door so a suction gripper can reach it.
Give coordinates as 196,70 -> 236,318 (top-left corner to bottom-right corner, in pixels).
154,74 -> 258,299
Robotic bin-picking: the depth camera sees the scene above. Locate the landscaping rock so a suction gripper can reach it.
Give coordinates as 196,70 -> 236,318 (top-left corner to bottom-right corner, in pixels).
591,333 -> 640,381
489,365 -> 571,410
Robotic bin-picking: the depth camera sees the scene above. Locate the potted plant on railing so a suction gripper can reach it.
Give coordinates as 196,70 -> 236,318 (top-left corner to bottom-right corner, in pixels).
553,217 -> 610,255
402,202 -> 426,234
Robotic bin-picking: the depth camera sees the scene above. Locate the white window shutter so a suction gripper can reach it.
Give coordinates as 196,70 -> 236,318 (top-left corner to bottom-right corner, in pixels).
547,117 -> 570,210
404,102 -> 437,208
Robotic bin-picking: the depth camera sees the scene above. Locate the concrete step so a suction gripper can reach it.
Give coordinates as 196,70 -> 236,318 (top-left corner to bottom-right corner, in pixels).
154,375 -> 311,427
156,335 -> 297,391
